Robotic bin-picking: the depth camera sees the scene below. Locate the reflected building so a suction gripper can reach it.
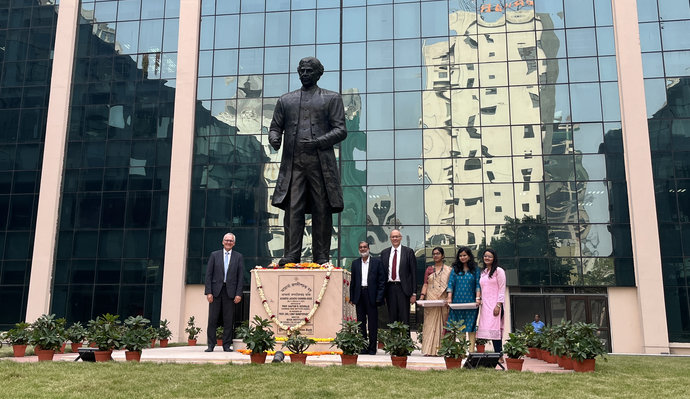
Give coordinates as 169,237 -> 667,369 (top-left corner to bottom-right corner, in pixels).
3,0 -> 689,353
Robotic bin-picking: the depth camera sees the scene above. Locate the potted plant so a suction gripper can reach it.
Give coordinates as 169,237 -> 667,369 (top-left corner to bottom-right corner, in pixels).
147,326 -> 157,347
283,330 -> 316,364
377,328 -> 388,350
540,325 -> 557,363
157,319 -> 172,347
185,316 -> 202,346
216,326 -> 224,346
381,321 -> 417,368
503,332 -> 529,371
522,324 -> 539,358
237,316 -> 276,364
30,314 -> 65,361
66,322 -> 87,353
331,320 -> 368,365
122,316 -> 154,362
569,322 -> 607,372
437,320 -> 469,369
55,318 -> 67,353
475,338 -> 489,353
5,322 -> 31,357
87,313 -> 122,361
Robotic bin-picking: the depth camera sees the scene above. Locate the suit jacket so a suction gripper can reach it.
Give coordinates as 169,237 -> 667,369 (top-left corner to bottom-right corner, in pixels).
204,249 -> 244,298
350,257 -> 386,305
380,245 -> 417,297
269,85 -> 347,213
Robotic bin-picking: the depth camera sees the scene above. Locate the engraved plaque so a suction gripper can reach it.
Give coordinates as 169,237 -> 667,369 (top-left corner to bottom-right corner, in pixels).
278,275 -> 314,336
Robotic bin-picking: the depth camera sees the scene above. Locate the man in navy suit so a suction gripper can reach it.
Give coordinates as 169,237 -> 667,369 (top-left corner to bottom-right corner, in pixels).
350,241 -> 386,355
380,229 -> 417,326
204,233 -> 244,352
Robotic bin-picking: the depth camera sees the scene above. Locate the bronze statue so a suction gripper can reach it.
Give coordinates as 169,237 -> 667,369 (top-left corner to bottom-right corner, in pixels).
269,57 -> 347,265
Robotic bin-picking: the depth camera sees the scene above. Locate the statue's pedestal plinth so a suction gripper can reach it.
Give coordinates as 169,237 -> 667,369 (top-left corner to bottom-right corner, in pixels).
239,268 -> 354,352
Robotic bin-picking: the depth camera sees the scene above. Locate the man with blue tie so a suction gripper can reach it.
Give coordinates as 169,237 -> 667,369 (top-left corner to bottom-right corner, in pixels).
350,241 -> 386,355
204,233 -> 244,352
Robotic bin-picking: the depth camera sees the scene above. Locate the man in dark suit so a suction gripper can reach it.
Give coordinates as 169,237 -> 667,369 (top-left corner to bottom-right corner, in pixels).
380,229 -> 417,325
204,233 -> 244,352
349,241 -> 386,355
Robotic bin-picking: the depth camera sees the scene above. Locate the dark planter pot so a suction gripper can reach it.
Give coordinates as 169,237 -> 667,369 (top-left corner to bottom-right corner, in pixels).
188,339 -> 197,346
217,339 -> 223,346
125,350 -> 142,362
71,342 -> 82,353
527,348 -> 538,358
391,355 -> 408,368
250,352 -> 267,364
159,339 -> 169,348
12,344 -> 27,357
505,358 -> 524,371
289,353 -> 308,364
444,357 -> 462,369
573,358 -> 596,372
476,344 -> 485,353
94,350 -> 113,362
150,339 -> 156,348
36,349 -> 55,362
340,354 -> 358,365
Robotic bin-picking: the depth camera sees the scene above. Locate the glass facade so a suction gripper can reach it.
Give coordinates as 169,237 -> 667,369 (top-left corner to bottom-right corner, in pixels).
0,0 -> 58,330
187,0 -> 633,296
50,0 -> 179,324
638,0 -> 690,342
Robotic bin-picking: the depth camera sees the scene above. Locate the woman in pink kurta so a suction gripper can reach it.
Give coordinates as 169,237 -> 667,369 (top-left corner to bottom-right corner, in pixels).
476,248 -> 506,356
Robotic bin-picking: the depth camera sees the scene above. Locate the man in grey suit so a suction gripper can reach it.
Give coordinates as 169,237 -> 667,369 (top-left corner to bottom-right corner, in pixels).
349,241 -> 386,355
269,57 -> 347,266
380,229 -> 417,326
204,233 -> 244,352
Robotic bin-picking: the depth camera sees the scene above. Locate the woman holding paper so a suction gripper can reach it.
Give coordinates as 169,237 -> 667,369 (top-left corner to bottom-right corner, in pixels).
419,247 -> 451,356
476,248 -> 506,360
446,246 -> 481,352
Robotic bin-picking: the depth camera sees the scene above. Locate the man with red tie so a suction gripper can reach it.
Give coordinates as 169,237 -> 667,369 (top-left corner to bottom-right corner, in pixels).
379,229 -> 418,325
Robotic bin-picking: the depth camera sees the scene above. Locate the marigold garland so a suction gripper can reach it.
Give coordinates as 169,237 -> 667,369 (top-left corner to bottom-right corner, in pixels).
253,264 -> 334,333
238,349 -> 342,356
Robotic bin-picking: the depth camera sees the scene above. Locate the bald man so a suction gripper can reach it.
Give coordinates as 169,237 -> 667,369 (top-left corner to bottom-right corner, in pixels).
379,229 -> 417,325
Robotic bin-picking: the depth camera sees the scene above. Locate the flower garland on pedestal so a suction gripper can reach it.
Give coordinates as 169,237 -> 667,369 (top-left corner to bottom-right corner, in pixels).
253,265 -> 334,334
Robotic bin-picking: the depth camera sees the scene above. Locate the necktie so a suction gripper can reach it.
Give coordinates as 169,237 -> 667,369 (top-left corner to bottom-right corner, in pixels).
224,252 -> 229,282
392,249 -> 398,281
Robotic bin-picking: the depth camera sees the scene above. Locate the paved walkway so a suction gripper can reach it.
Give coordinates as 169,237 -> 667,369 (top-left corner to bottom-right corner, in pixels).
3,346 -> 572,372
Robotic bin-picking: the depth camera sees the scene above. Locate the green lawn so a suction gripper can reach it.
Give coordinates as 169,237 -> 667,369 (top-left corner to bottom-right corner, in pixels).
0,355 -> 688,398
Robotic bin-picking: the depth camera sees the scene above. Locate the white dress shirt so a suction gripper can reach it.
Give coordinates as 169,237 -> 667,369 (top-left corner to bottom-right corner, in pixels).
361,256 -> 369,287
388,245 -> 401,282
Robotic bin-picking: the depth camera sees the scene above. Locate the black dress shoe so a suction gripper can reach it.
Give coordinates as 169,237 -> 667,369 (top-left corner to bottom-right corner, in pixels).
204,347 -> 214,352
359,349 -> 369,355
223,347 -> 233,352
368,349 -> 377,355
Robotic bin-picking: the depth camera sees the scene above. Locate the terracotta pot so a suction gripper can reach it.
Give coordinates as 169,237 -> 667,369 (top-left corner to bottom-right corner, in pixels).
563,356 -> 574,370
505,357 -> 524,371
289,353 -> 308,364
159,339 -> 169,348
35,349 -> 55,362
444,357 -> 462,369
476,344 -> 485,353
527,348 -> 538,358
544,352 -> 557,364
377,342 -> 384,350
94,350 -> 113,362
150,339 -> 156,348
71,342 -> 82,353
250,352 -> 267,364
390,355 -> 407,368
340,354 -> 358,365
573,358 -> 596,372
535,349 -> 543,360
188,339 -> 197,346
58,343 -> 67,354
12,344 -> 27,357
125,350 -> 142,362
217,339 -> 223,346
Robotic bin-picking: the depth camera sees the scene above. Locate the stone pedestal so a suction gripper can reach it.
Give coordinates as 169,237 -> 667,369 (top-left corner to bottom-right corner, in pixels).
241,268 -> 354,352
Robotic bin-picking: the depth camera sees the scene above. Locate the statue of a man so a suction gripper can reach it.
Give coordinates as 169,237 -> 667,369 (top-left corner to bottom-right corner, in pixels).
269,57 -> 347,265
